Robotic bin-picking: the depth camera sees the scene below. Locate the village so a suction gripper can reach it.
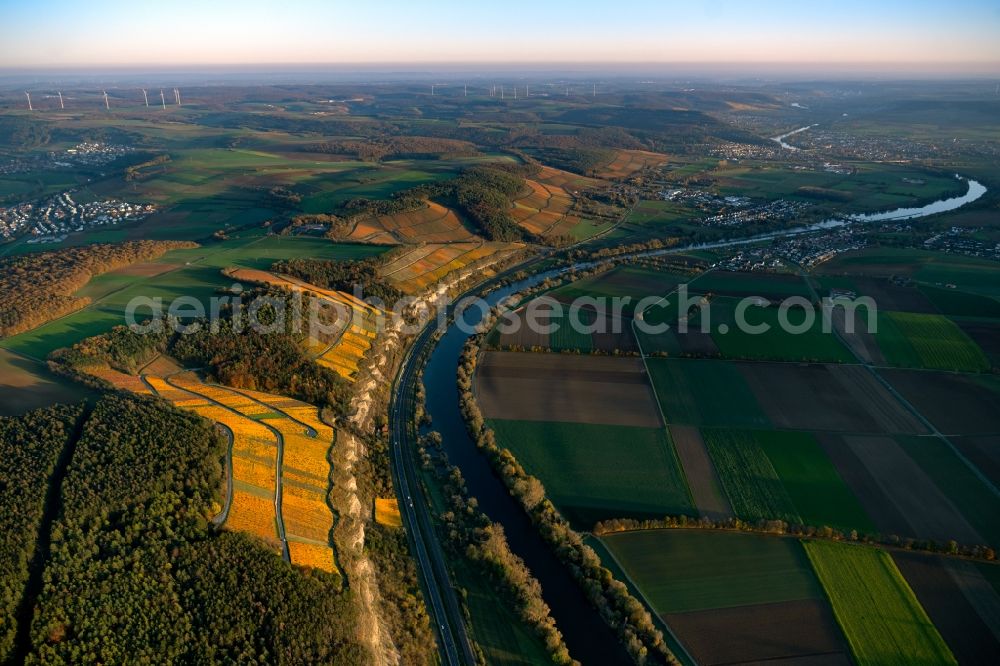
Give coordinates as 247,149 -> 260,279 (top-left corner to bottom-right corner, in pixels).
0,190 -> 156,242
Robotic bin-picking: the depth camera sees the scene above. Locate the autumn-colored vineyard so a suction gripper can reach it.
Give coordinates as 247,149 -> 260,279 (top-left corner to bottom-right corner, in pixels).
225,266 -> 381,381
82,363 -> 340,575
348,200 -> 476,244
379,241 -> 523,294
592,149 -> 669,180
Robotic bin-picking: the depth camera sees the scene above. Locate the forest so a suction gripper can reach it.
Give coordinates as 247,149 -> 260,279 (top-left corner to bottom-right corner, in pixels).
0,240 -> 196,338
29,394 -> 364,663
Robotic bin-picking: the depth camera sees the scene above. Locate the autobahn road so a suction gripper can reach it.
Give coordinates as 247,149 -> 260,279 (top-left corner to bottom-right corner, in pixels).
389,320 -> 477,666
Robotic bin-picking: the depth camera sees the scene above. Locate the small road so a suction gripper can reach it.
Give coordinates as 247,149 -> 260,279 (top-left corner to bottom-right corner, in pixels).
389,323 -> 477,666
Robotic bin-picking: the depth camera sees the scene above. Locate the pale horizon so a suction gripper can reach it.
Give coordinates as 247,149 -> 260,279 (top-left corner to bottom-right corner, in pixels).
2,0 -> 998,74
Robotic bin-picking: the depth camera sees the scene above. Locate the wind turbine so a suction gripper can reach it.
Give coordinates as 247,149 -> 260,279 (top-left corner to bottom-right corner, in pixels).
525,84 -> 529,97
160,89 -> 166,109
593,83 -> 597,97
464,84 -> 467,97
25,91 -> 33,111
174,88 -> 181,105
431,84 -> 435,96
103,90 -> 110,110
57,91 -> 64,109
141,89 -> 149,107
500,85 -> 504,100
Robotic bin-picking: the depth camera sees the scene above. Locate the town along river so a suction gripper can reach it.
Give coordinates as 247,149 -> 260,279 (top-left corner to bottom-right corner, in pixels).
419,271 -> 635,665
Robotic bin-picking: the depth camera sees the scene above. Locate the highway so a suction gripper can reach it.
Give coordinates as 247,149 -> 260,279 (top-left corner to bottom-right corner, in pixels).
389,320 -> 477,666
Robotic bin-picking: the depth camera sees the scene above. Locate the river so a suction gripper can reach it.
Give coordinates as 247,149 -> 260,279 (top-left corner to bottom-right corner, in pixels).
413,174 -> 987,665
771,124 -> 817,150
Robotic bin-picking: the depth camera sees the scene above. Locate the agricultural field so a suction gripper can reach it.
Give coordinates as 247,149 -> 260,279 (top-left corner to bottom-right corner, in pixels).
488,419 -> 693,526
645,358 -> 771,429
702,297 -> 855,363
817,248 -> 1000,298
591,149 -> 670,180
803,540 -> 956,666
552,264 -> 693,308
0,348 -> 91,416
488,296 -> 636,353
689,270 -> 812,300
874,311 -> 989,372
891,553 -> 1000,665
347,200 -> 476,243
736,362 -> 925,433
509,170 -> 614,240
379,241 -> 522,294
598,530 -> 851,666
474,351 -> 663,428
881,369 -> 1000,435
701,429 -> 874,532
0,236 -> 383,362
713,162 -> 965,214
374,498 -> 402,528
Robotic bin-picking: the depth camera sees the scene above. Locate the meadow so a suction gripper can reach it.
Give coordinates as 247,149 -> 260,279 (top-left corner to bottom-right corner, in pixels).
803,540 -> 956,666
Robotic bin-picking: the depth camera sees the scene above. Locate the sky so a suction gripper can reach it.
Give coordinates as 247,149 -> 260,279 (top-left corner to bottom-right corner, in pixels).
1,0 -> 998,72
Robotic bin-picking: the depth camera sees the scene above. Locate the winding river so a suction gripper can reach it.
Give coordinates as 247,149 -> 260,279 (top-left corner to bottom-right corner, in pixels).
412,175 -> 987,665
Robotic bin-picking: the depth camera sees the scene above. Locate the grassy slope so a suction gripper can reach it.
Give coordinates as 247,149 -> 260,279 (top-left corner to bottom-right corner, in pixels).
803,540 -> 956,666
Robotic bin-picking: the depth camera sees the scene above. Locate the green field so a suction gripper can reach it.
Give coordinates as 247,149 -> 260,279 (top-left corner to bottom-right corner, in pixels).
701,428 -> 801,524
919,285 -> 1000,318
875,311 -> 989,372
646,358 -> 770,428
708,298 -> 855,363
488,419 -> 694,526
0,236 -> 385,360
456,558 -> 554,666
548,306 -> 595,352
689,271 -> 811,298
819,249 -> 1000,298
896,436 -> 1000,547
551,265 -> 689,309
714,162 -> 965,214
600,530 -> 822,614
803,540 -> 956,666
